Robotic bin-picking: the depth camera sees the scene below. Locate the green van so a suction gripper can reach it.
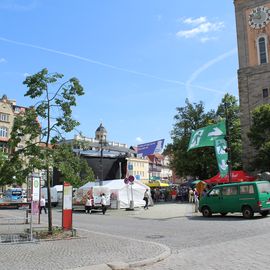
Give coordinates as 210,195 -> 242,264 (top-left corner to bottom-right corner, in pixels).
199,181 -> 270,218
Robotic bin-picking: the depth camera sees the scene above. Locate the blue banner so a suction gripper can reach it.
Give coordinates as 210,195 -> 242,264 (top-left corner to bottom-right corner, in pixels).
137,139 -> 165,156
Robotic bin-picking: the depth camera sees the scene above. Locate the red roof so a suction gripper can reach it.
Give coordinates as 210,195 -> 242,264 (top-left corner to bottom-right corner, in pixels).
204,170 -> 255,184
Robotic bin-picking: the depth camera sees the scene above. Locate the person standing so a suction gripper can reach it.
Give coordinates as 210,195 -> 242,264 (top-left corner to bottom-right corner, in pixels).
40,195 -> 47,214
188,188 -> 194,203
100,193 -> 107,215
143,189 -> 150,210
85,196 -> 93,214
194,188 -> 199,213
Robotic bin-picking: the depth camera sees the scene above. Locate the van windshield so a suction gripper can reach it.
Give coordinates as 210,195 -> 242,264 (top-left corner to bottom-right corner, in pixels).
257,182 -> 270,193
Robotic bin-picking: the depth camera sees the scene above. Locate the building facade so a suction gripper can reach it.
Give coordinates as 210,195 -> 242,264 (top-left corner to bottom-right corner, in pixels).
126,156 -> 149,181
234,0 -> 270,169
0,95 -> 27,153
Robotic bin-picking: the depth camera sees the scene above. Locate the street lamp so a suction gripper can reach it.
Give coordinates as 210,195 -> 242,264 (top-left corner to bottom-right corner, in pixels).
224,102 -> 232,182
99,138 -> 106,186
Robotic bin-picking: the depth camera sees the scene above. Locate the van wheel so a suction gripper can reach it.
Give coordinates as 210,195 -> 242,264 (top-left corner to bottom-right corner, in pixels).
202,206 -> 212,217
260,210 -> 269,217
242,206 -> 254,219
220,212 -> 228,216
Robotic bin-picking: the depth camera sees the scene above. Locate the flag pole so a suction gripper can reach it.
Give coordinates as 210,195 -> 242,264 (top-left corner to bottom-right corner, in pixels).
224,102 -> 232,182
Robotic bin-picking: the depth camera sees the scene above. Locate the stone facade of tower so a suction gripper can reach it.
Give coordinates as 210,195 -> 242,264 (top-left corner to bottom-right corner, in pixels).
234,0 -> 270,170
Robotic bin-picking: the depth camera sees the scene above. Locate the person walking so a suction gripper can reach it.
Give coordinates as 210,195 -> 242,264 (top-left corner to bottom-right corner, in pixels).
143,189 -> 150,210
194,188 -> 199,213
40,195 -> 47,214
85,195 -> 93,214
100,193 -> 107,215
188,188 -> 194,203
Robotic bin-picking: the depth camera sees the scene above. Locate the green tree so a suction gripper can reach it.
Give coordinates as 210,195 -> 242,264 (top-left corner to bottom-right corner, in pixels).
166,94 -> 242,180
248,104 -> 270,171
7,68 -> 94,232
216,93 -> 242,169
166,99 -> 218,179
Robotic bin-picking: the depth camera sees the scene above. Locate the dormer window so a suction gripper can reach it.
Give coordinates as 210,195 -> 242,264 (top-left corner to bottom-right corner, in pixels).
257,36 -> 268,64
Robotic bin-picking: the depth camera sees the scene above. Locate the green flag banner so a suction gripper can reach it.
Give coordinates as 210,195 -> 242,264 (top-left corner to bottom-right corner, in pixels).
188,120 -> 226,151
214,138 -> 228,177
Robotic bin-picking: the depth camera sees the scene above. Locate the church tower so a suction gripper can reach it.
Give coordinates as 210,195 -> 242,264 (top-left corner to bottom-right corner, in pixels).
234,0 -> 270,169
95,123 -> 107,142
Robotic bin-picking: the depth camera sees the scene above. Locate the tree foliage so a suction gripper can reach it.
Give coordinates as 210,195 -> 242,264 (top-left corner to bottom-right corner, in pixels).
216,93 -> 242,170
166,99 -> 217,179
248,104 -> 270,171
4,68 -> 94,232
166,94 -> 242,180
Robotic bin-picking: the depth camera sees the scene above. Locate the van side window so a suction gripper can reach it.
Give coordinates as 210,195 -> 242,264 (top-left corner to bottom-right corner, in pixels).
209,188 -> 220,197
239,185 -> 254,194
222,186 -> 238,196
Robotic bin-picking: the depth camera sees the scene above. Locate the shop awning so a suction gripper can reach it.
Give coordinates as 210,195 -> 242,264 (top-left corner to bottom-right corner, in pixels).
142,180 -> 169,188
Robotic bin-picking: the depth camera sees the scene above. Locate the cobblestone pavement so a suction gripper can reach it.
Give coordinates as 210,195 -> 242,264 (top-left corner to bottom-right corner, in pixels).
1,202 -> 270,270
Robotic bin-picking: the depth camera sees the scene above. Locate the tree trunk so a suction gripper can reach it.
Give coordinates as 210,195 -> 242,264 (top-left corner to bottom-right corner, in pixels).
47,165 -> 52,233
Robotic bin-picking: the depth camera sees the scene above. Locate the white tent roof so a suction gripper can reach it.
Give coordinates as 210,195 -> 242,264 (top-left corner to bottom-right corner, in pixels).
79,181 -> 99,190
103,179 -> 148,190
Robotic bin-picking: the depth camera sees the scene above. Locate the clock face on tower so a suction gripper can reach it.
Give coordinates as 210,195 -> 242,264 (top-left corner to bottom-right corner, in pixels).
249,5 -> 270,29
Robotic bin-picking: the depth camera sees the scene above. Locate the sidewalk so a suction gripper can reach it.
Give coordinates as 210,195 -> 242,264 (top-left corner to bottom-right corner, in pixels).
0,203 -> 197,270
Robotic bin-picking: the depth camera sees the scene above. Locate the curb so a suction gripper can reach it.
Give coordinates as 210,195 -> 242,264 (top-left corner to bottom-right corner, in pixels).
71,242 -> 171,270
128,245 -> 171,268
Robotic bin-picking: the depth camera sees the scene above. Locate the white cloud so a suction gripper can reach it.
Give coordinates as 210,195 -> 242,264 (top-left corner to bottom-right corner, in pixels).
23,72 -> 30,77
0,58 -> 7,63
200,36 -> 217,43
136,137 -> 143,143
0,0 -> 38,11
176,17 -> 224,39
183,17 -> 207,25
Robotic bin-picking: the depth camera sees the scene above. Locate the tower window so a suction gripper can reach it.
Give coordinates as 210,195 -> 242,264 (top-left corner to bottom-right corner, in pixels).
258,37 -> 268,64
263,88 -> 269,98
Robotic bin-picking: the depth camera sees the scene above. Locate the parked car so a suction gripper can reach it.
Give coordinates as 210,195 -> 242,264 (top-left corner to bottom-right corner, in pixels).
199,181 -> 270,218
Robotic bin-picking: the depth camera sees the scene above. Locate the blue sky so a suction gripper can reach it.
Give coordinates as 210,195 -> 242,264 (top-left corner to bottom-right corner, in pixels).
0,0 -> 238,148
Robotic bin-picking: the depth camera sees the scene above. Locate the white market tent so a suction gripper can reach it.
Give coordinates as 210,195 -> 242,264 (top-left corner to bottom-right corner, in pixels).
103,179 -> 150,209
77,179 -> 151,209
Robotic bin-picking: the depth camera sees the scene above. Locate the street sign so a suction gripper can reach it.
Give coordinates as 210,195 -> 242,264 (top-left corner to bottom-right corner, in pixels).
128,175 -> 135,183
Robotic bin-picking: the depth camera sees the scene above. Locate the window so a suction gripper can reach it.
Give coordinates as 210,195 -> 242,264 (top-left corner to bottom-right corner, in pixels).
257,182 -> 270,193
240,185 -> 254,194
0,127 -> 8,137
14,107 -> 20,113
0,113 -> 9,122
209,188 -> 220,197
263,88 -> 269,98
222,186 -> 238,196
257,36 -> 268,64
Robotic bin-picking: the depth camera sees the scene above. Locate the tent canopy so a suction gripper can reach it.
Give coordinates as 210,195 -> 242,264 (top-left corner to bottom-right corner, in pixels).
78,179 -> 150,209
204,170 -> 255,185
103,179 -> 150,208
